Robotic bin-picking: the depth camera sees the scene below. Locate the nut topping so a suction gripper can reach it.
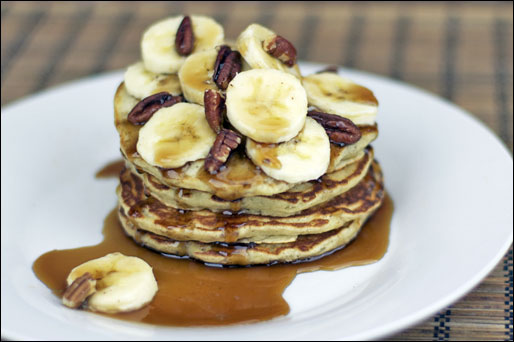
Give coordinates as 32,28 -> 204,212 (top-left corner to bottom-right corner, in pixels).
213,45 -> 231,75
175,15 -> 194,56
308,110 -> 361,145
263,35 -> 297,67
62,272 -> 96,309
204,129 -> 242,174
204,89 -> 225,133
127,92 -> 183,125
213,45 -> 242,90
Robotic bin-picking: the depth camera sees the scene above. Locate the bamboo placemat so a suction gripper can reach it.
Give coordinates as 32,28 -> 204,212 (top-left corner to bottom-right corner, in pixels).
1,1 -> 512,340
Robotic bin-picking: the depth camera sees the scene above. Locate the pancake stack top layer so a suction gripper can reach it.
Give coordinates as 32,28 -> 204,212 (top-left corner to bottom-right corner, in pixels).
114,15 -> 385,265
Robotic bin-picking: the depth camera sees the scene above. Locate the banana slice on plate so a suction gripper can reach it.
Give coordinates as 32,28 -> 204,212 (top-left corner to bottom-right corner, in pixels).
246,117 -> 330,183
302,72 -> 379,125
237,23 -> 301,78
141,15 -> 224,74
137,102 -> 216,168
226,69 -> 307,143
124,61 -> 182,99
178,48 -> 218,105
65,253 -> 158,313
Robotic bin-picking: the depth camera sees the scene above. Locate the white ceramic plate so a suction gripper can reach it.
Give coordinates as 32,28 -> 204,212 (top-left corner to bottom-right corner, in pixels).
2,62 -> 512,340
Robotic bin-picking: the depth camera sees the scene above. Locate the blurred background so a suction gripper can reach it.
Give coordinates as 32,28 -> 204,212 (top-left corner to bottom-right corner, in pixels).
1,1 -> 512,340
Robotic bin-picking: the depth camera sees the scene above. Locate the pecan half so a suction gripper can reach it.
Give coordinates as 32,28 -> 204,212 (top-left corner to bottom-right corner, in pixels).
204,129 -> 242,174
204,89 -> 225,133
127,92 -> 183,125
175,15 -> 194,56
62,272 -> 96,309
213,45 -> 231,76
308,110 -> 361,145
263,35 -> 297,67
213,45 -> 242,90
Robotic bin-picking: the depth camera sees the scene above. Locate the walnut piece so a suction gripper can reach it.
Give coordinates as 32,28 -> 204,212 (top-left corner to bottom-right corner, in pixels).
204,129 -> 242,174
308,110 -> 361,145
62,272 -> 96,309
263,35 -> 297,67
127,92 -> 183,125
204,89 -> 225,133
175,15 -> 194,56
213,45 -> 242,90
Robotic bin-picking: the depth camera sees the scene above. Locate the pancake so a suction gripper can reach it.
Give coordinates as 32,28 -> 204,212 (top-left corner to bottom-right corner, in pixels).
326,125 -> 378,173
119,210 -> 368,266
117,159 -> 384,244
114,83 -> 378,200
130,147 -> 374,217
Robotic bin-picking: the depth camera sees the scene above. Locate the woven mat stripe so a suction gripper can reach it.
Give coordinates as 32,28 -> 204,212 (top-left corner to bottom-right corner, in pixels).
342,15 -> 364,68
90,11 -> 134,75
390,16 -> 410,81
443,16 -> 459,101
256,1 -> 278,28
1,4 -> 10,19
1,10 -> 45,84
210,1 -> 229,29
167,1 -> 184,15
32,7 -> 92,92
505,247 -> 514,340
494,18 -> 512,149
297,14 -> 319,62
433,309 -> 452,341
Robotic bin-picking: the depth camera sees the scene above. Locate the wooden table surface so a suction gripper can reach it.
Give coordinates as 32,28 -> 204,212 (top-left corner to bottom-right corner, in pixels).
1,1 -> 512,340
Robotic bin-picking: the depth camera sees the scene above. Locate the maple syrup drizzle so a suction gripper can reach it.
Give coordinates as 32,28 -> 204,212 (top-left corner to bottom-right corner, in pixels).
250,142 -> 282,169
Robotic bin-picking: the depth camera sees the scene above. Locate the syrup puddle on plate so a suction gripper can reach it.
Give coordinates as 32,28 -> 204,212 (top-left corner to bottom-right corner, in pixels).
33,160 -> 393,326
94,159 -> 125,179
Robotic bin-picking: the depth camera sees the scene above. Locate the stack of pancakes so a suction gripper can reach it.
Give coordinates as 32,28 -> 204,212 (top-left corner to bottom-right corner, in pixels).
114,85 -> 384,266
113,16 -> 385,266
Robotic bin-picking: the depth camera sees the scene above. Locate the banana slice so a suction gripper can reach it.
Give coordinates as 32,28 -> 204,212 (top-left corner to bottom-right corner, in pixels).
237,23 -> 301,78
66,253 -> 158,314
124,61 -> 182,99
137,102 -> 216,168
178,48 -> 218,105
302,72 -> 379,125
246,117 -> 330,183
141,15 -> 224,74
226,69 -> 307,143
